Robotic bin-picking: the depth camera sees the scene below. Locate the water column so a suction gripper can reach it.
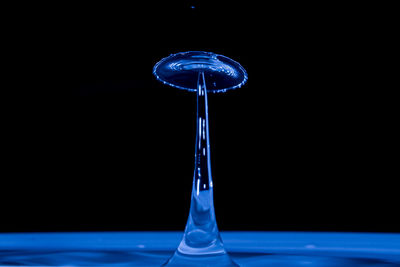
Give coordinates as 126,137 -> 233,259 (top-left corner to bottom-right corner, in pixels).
179,71 -> 224,254
164,71 -> 237,266
153,51 -> 247,266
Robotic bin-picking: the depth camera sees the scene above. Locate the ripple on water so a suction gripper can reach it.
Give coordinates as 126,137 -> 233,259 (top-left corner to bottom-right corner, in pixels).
0,250 -> 399,267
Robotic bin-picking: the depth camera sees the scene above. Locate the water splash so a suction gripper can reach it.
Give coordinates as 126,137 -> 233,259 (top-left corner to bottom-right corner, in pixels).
153,51 -> 248,266
161,71 -> 238,266
153,51 -> 247,93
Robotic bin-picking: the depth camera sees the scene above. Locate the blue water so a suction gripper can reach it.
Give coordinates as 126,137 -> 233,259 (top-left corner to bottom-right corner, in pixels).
153,51 -> 248,93
154,52 -> 248,265
1,232 -> 399,266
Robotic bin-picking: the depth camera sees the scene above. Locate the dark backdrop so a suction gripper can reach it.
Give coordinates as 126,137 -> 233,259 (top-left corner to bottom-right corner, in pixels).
2,1 -> 397,233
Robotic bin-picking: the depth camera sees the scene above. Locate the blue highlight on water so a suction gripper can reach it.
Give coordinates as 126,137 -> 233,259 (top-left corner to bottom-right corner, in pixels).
153,51 -> 248,93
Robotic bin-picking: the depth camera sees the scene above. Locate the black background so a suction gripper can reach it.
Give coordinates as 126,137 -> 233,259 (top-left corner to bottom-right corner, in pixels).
2,1 -> 397,233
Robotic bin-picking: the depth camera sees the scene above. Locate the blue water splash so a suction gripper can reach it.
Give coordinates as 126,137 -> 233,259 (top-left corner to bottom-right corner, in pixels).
154,51 -> 247,266
153,51 -> 247,93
